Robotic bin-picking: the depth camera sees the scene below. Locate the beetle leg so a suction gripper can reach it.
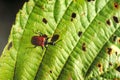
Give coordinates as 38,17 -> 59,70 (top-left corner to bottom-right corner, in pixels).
33,30 -> 43,36
47,42 -> 55,45
42,34 -> 47,38
41,46 -> 44,49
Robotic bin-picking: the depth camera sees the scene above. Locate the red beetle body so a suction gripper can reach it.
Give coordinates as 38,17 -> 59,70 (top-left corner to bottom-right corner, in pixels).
31,36 -> 46,47
31,35 -> 48,48
31,34 -> 59,48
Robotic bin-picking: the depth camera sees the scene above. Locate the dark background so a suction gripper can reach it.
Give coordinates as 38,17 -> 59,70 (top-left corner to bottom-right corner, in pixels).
0,0 -> 28,54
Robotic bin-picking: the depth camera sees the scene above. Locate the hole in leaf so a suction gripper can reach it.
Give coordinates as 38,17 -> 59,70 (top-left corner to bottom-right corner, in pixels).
116,66 -> 120,72
78,31 -> 82,37
113,36 -> 117,42
87,0 -> 95,2
50,70 -> 52,73
113,16 -> 119,23
82,43 -> 86,51
8,42 -> 12,50
42,18 -> 48,24
51,34 -> 59,42
71,12 -> 76,18
106,19 -> 111,26
115,52 -> 118,55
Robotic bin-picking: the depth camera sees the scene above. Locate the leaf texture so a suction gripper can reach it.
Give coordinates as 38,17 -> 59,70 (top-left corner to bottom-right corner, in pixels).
0,0 -> 120,80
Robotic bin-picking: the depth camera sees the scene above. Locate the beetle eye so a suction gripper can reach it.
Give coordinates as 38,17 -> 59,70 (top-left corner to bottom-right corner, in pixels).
51,34 -> 59,42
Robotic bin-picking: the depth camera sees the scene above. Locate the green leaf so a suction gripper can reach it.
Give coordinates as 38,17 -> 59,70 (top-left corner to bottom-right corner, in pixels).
0,0 -> 120,80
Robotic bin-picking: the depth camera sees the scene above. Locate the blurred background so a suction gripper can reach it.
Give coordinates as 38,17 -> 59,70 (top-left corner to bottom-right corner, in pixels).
0,0 -> 28,55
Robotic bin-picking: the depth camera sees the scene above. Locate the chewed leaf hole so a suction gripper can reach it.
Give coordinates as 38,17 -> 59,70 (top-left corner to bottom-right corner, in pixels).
71,12 -> 76,18
78,31 -> 82,37
106,19 -> 111,26
42,18 -> 48,24
87,0 -> 95,2
50,70 -> 52,73
113,16 -> 119,23
109,62 -> 112,66
71,12 -> 76,21
118,38 -> 120,43
116,66 -> 120,72
51,34 -> 59,42
113,35 -> 117,42
115,52 -> 118,55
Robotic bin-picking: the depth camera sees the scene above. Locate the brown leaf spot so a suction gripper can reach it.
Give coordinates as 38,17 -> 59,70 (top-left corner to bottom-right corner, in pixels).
106,48 -> 112,55
97,63 -> 103,72
114,2 -> 119,9
42,18 -> 48,24
109,62 -> 112,66
118,39 -> 120,43
97,63 -> 102,68
82,43 -> 86,51
113,16 -> 119,23
106,19 -> 111,26
78,31 -> 82,37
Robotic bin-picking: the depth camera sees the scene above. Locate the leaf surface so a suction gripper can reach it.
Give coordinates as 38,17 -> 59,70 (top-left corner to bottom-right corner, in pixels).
0,0 -> 120,80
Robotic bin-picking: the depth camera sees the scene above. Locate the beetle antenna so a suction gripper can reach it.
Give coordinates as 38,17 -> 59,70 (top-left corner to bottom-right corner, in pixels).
33,30 -> 43,36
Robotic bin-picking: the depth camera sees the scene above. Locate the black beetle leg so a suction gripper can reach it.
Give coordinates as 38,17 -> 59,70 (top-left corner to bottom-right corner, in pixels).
33,30 -> 43,36
47,42 -> 55,45
41,46 -> 44,49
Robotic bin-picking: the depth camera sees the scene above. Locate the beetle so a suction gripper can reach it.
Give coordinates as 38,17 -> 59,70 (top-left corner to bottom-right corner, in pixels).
31,33 -> 59,49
